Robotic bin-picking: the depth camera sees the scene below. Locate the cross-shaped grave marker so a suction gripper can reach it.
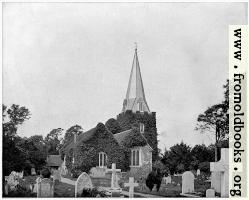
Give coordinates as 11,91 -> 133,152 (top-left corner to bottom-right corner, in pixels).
107,163 -> 121,189
124,177 -> 139,198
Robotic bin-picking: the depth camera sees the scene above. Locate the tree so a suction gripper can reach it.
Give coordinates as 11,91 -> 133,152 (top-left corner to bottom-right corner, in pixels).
196,80 -> 229,161
3,104 -> 31,138
105,118 -> 122,134
63,124 -> 83,145
2,104 -> 31,175
45,128 -> 63,155
161,142 -> 192,174
196,80 -> 229,140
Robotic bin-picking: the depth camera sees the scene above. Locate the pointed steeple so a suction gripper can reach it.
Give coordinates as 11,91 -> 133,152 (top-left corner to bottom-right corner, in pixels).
122,47 -> 150,113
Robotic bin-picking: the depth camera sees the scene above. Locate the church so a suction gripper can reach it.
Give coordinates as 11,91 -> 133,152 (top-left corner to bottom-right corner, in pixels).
61,47 -> 158,180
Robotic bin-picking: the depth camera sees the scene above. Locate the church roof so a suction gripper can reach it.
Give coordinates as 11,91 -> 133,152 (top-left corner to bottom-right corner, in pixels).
64,127 -> 96,151
122,48 -> 150,113
114,128 -> 148,148
46,155 -> 63,167
114,129 -> 133,146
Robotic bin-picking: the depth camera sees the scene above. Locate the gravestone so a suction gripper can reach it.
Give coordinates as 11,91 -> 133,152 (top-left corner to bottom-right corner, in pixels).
53,170 -> 61,182
107,163 -> 121,189
124,177 -> 139,198
4,181 -> 9,195
37,178 -> 54,197
33,177 -> 42,193
61,156 -> 68,176
210,148 -> 229,198
75,172 -> 93,197
206,188 -> 215,197
31,168 -> 36,175
165,175 -> 171,184
197,169 -> 200,176
6,172 -> 19,190
181,171 -> 194,194
90,167 -> 106,177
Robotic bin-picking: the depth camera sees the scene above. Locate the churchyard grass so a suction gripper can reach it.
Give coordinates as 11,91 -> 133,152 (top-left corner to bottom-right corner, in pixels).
132,175 -> 210,197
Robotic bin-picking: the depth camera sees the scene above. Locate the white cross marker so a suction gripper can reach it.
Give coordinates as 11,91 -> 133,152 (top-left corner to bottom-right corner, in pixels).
124,177 -> 139,198
107,163 -> 121,189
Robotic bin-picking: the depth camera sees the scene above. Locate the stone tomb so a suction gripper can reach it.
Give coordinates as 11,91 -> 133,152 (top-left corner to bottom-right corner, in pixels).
210,148 -> 229,198
75,172 -> 93,197
37,178 -> 54,197
90,166 -> 106,177
181,171 -> 195,194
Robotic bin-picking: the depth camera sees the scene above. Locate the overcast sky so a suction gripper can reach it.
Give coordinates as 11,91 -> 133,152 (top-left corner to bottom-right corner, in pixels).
3,2 -> 247,150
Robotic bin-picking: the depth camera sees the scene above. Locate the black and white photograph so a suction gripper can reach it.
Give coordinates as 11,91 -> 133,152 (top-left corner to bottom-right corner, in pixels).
2,1 -> 248,198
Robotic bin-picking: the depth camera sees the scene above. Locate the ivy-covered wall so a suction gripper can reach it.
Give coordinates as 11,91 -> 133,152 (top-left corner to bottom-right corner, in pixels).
116,110 -> 158,162
65,123 -> 130,175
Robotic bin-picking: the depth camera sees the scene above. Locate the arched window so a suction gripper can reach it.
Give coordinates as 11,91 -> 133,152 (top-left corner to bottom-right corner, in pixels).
99,152 -> 107,168
131,149 -> 140,166
139,123 -> 145,134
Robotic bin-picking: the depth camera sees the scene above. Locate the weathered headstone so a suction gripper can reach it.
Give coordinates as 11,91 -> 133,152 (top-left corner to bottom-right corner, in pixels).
6,172 -> 19,190
197,169 -> 200,176
90,167 -> 106,177
37,178 -> 54,197
75,172 -> 93,197
33,177 -> 42,193
210,148 -> 229,198
166,175 -> 172,184
61,156 -> 68,176
31,168 -> 36,175
181,171 -> 195,194
53,170 -> 61,182
4,182 -> 9,195
124,177 -> 139,198
206,188 -> 215,197
107,163 -> 121,189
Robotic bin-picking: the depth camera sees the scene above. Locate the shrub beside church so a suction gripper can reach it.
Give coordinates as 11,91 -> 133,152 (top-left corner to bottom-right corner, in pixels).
61,48 -> 158,180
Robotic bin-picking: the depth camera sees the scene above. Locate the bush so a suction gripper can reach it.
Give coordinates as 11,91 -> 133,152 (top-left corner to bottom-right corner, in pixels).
153,160 -> 169,176
81,188 -> 107,197
198,162 -> 210,173
71,166 -> 82,178
146,170 -> 162,192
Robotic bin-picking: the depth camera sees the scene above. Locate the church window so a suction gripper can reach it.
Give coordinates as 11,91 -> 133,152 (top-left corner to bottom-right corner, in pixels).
140,123 -> 145,133
99,152 -> 107,168
131,149 -> 140,166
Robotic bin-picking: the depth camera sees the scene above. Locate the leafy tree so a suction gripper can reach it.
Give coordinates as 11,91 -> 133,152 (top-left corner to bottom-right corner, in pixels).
2,104 -> 31,175
63,124 -> 83,145
196,80 -> 229,161
45,128 -> 63,155
105,118 -> 122,134
161,142 -> 192,174
196,80 -> 229,142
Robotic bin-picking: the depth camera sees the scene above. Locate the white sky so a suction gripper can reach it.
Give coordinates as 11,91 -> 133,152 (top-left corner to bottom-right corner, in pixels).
3,2 -> 247,151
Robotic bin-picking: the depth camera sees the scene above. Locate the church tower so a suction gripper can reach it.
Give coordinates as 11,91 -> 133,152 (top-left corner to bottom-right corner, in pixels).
117,47 -> 158,162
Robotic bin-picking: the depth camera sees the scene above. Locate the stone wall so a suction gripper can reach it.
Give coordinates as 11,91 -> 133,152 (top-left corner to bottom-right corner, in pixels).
129,145 -> 152,181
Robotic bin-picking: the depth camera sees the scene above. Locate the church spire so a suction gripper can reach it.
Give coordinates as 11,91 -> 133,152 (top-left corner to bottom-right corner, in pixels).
122,47 -> 150,113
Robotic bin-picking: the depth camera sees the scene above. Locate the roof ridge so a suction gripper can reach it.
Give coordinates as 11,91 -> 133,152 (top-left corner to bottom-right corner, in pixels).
115,129 -> 132,135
